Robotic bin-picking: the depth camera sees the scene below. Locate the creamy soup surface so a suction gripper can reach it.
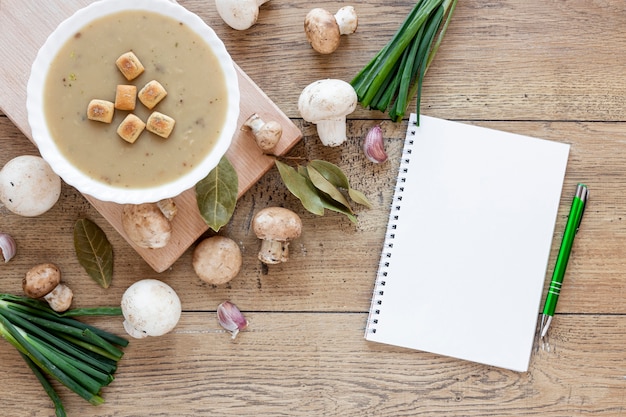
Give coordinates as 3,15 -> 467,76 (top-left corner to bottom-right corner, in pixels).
44,10 -> 229,189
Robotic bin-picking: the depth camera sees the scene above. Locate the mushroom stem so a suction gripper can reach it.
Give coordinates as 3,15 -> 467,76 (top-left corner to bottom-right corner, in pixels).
335,6 -> 358,35
43,284 -> 74,313
258,238 -> 289,264
315,118 -> 349,147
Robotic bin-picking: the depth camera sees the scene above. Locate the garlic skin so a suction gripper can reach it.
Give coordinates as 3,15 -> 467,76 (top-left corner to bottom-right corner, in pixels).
0,233 -> 16,263
217,301 -> 248,339
363,125 -> 388,164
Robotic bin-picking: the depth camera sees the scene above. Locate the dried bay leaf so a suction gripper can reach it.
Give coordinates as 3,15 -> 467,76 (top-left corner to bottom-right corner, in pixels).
298,165 -> 355,221
319,194 -> 358,224
308,159 -> 350,188
308,159 -> 372,208
306,165 -> 353,213
275,160 -> 325,215
73,218 -> 113,289
196,156 -> 238,232
347,188 -> 372,209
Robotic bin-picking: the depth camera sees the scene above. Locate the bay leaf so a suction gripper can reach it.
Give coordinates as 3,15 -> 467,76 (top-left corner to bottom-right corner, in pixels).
73,218 -> 113,289
308,159 -> 350,188
275,160 -> 325,216
196,156 -> 238,232
319,194 -> 358,224
309,159 -> 372,208
348,188 -> 373,209
306,165 -> 353,213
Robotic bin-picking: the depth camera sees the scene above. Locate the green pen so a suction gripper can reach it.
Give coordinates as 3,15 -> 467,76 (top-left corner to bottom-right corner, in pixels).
540,183 -> 588,338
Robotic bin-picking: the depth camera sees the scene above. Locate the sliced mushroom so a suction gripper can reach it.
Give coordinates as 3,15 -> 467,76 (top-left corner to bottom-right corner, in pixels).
252,207 -> 302,264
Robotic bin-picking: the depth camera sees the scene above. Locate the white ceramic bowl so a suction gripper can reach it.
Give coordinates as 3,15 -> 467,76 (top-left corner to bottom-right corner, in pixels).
27,0 -> 240,204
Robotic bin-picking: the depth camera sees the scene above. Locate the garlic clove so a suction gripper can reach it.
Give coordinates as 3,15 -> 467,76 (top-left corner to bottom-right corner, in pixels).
363,125 -> 388,164
0,233 -> 16,263
217,301 -> 248,339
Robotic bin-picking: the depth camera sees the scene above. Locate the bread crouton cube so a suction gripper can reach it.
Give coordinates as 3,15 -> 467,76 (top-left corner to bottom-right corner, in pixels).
114,85 -> 138,111
116,51 -> 144,81
87,99 -> 115,123
138,80 -> 167,109
117,114 -> 146,143
146,112 -> 176,139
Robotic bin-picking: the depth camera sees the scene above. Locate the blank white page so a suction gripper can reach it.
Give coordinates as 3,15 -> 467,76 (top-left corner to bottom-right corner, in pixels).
366,114 -> 570,372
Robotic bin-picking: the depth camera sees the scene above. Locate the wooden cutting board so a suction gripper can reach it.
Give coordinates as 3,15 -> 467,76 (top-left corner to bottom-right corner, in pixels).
0,0 -> 301,272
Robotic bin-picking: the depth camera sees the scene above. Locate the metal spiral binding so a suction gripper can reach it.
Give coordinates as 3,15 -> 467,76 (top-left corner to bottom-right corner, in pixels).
365,113 -> 418,336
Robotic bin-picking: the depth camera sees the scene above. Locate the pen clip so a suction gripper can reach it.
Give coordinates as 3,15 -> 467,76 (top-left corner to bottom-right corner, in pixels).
575,184 -> 588,233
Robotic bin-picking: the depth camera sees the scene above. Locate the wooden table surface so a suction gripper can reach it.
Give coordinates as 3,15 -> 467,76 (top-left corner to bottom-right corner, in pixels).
1,0 -> 625,416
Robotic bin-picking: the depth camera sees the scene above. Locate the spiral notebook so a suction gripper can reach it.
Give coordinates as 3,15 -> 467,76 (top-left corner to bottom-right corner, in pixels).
366,114 -> 570,372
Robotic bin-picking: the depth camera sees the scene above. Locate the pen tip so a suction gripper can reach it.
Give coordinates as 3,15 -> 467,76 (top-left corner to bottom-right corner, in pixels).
539,315 -> 552,338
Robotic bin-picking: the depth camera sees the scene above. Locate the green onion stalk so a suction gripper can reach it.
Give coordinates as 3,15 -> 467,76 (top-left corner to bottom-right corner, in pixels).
351,0 -> 457,123
0,293 -> 128,417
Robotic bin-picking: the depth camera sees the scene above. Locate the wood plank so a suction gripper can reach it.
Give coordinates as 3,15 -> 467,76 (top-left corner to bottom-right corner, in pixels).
0,313 -> 624,416
176,0 -> 626,122
2,116 -> 626,315
2,0 -> 626,415
0,0 -> 302,272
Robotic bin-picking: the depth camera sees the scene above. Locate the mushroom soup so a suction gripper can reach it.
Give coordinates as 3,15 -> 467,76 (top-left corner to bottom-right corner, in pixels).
43,10 -> 229,189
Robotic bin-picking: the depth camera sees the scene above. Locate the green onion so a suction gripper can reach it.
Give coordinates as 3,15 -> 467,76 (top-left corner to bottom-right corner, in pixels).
351,0 -> 457,123
0,293 -> 127,417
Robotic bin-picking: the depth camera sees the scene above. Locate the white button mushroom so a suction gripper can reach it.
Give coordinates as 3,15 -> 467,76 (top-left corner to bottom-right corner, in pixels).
304,6 -> 358,54
0,155 -> 61,217
298,79 -> 358,147
121,279 -> 182,339
192,236 -> 243,285
23,263 -> 74,312
215,0 -> 271,31
252,207 -> 302,264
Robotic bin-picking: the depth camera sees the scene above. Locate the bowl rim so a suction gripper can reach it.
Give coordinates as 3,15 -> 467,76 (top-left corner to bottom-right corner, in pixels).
26,0 -> 240,204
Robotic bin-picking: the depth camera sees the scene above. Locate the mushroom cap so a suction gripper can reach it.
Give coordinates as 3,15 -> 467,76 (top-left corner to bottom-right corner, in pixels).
0,155 -> 61,217
297,79 -> 357,124
122,203 -> 172,249
304,8 -> 341,54
192,236 -> 243,285
254,120 -> 282,151
244,113 -> 282,152
252,207 -> 302,241
121,279 -> 182,338
215,0 -> 262,30
23,263 -> 61,298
